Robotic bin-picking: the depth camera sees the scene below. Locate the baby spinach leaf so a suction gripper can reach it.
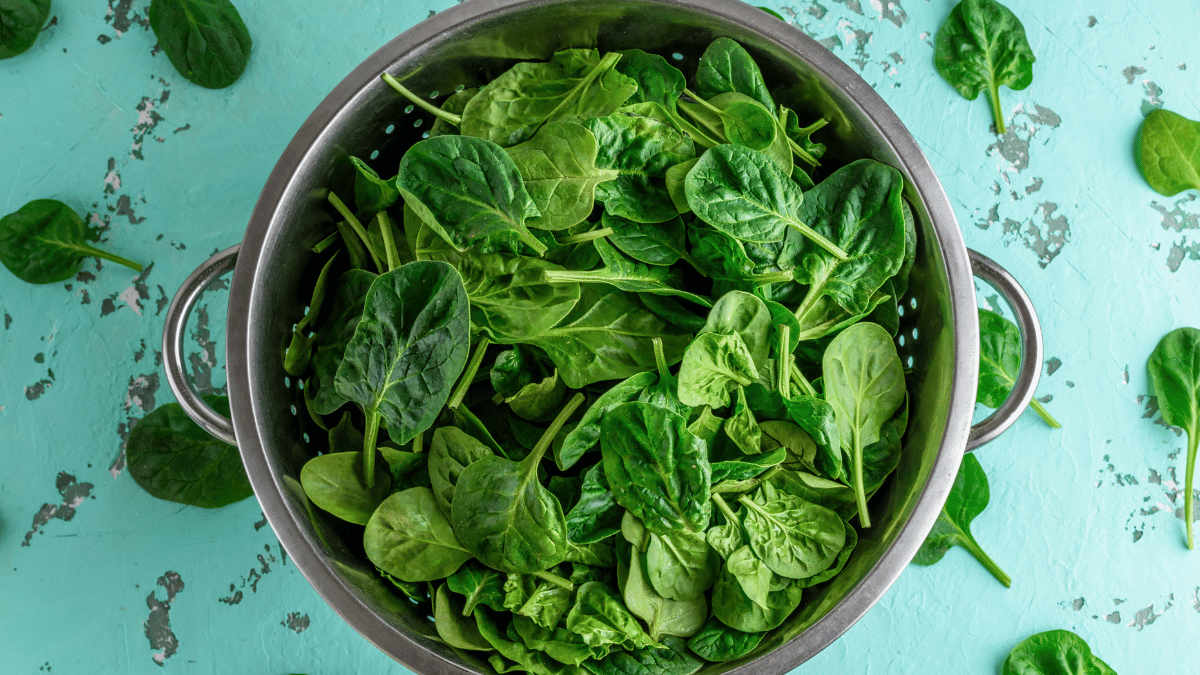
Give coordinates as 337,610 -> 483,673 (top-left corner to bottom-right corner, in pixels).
0,0 -> 51,59
646,530 -> 719,602
637,293 -> 707,335
603,212 -> 692,267
363,487 -> 472,582
505,369 -> 567,421
0,199 -> 144,284
785,395 -> 841,460
397,135 -> 548,256
583,111 -> 695,224
428,426 -> 493,517
283,251 -> 338,376
149,0 -> 253,89
543,238 -> 711,306
823,322 -> 905,527
685,617 -> 764,662
738,488 -> 845,580
525,286 -> 690,389
760,420 -> 815,468
700,291 -> 774,374
665,159 -> 698,214
462,49 -> 637,146
434,583 -> 493,651
566,581 -> 659,651
513,615 -> 604,666
859,398 -> 908,501
491,345 -> 552,398
1136,108 -> 1200,197
618,540 -> 707,640
711,565 -> 802,633
126,396 -> 253,509
1001,629 -> 1117,675
694,37 -> 774,112
677,332 -> 759,409
768,468 -> 856,516
724,387 -> 763,455
779,107 -> 827,166
933,0 -> 1034,134
724,545 -> 773,609
583,636 -> 704,675
446,560 -> 505,616
452,394 -> 583,573
979,309 -> 1061,427
602,402 -> 712,535
710,446 -> 787,484
514,577 -> 575,629
677,92 -> 778,155
706,495 -> 744,560
429,87 -> 478,138
566,463 -> 624,544
308,269 -> 377,415
557,371 -> 657,470
505,121 -> 620,231
1147,326 -> 1200,549
790,159 -> 907,322
688,226 -> 794,292
912,452 -> 1011,587
616,49 -> 686,109
300,451 -> 392,525
637,337 -> 689,419
350,156 -> 399,213
685,144 -> 847,260
794,519 -> 857,589
475,607 -> 582,675
334,261 -> 471,484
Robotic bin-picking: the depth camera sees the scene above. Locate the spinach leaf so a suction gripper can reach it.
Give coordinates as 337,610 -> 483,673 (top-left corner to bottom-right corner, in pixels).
823,322 -> 906,527
664,159 -> 698,214
452,394 -> 584,573
428,426 -> 493,517
566,581 -> 658,651
685,617 -> 764,662
710,446 -> 787,483
699,290 -> 774,374
677,332 -> 759,409
583,636 -> 704,675
724,544 -> 773,610
646,530 -> 719,602
513,576 -> 574,629
603,212 -> 692,268
525,286 -> 690,389
711,565 -> 802,633
583,111 -> 695,224
933,0 -> 1035,134
447,559 -> 507,614
694,37 -> 774,112
557,371 -> 657,470
613,49 -> 717,150
565,463 -> 624,544
979,309 -> 1061,427
779,107 -> 827,166
677,92 -> 778,155
688,406 -> 725,447
1001,630 -> 1117,675
759,420 -> 815,470
684,144 -> 847,260
505,369 -> 567,421
514,615 -> 603,666
308,269 -> 376,415
543,238 -> 711,306
325,411 -> 363,455
126,396 -> 253,508
397,135 -> 548,255
618,539 -> 707,640
0,199 -> 144,284
637,293 -> 707,335
350,156 -> 399,213
429,87 -> 478,138
284,250 -> 339,376
1136,108 -> 1200,196
492,345 -> 552,398
505,121 -> 620,231
476,607 -> 584,675
299,451 -> 392,525
602,402 -> 711,535
705,494 -> 744,560
768,468 -> 856,516
738,488 -> 845,580
0,0 -> 50,59
794,519 -> 857,589
790,159 -> 907,322
723,387 -> 762,455
434,583 -> 493,651
1147,326 -> 1200,549
149,0 -> 253,89
334,261 -> 471,484
785,395 -> 841,457
688,226 -> 794,291
363,487 -> 472,582
912,452 -> 1011,586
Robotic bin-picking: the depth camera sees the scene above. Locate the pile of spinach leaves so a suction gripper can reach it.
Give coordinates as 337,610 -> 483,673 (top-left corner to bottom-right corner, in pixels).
287,38 -> 916,673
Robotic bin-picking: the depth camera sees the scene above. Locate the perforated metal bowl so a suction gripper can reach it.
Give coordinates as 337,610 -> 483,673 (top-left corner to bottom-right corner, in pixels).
163,1 -> 1045,672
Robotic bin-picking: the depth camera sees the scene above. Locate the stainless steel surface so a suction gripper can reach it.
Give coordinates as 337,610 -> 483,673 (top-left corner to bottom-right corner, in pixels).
162,245 -> 240,446
210,0 -> 993,672
965,249 -> 1044,452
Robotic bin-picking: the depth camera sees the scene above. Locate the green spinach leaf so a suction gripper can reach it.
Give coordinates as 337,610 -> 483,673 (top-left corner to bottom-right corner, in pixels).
428,426 -> 493,517
300,451 -> 392,525
447,559 -> 507,614
0,0 -> 50,59
1136,108 -> 1200,197
978,308 -> 1061,427
363,487 -> 472,582
694,37 -> 774,112
506,121 -> 620,230
566,463 -> 624,544
685,617 -> 764,662
603,211 -> 692,267
583,636 -> 704,675
912,452 -> 1011,586
566,581 -> 659,651
434,583 -> 493,651
646,530 -> 719,602
149,0 -> 252,89
543,238 -> 710,306
308,269 -> 376,415
557,371 -> 657,470
618,539 -> 707,640
1147,326 -> 1200,549
583,111 -> 694,224
0,199 -> 144,284
350,156 -> 399,213
1001,630 -> 1117,675
710,565 -> 802,633
738,487 -> 845,580
677,332 -> 759,409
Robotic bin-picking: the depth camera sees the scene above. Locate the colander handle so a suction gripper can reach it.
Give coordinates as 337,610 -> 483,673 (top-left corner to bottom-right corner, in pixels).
162,245 -> 240,446
966,249 -> 1043,451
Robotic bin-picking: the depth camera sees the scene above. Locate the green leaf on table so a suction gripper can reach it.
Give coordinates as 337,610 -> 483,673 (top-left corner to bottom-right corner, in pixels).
1147,326 -> 1200,549
149,0 -> 252,89
912,452 -> 1011,586
0,0 -> 51,59
934,0 -> 1035,134
299,451 -> 392,525
125,396 -> 253,509
461,48 -> 637,147
1001,629 -> 1117,675
363,487 -> 472,582
978,308 -> 1061,427
583,111 -> 695,223
1136,108 -> 1200,197
505,121 -> 620,231
685,617 -> 764,663
0,199 -> 144,284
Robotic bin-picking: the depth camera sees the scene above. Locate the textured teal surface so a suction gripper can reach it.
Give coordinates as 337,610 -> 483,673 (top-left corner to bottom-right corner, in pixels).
2,1 -> 1198,673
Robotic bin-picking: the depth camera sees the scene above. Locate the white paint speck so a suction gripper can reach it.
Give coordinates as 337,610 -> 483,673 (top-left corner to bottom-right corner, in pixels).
104,168 -> 121,192
119,286 -> 143,316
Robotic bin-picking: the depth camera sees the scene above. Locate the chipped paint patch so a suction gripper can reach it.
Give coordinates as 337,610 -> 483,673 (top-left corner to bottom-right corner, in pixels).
1128,601 -> 1170,630
22,472 -> 95,546
144,571 -> 185,665
221,543 -> 287,602
103,158 -> 121,195
1123,65 -> 1146,84
112,363 -> 162,477
283,612 -> 311,633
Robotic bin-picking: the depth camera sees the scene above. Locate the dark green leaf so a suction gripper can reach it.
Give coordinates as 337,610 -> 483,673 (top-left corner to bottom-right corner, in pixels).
584,111 -> 694,223
149,0 -> 252,89
557,371 -> 657,470
308,269 -> 378,415
0,199 -> 144,284
1147,326 -> 1200,549
126,396 -> 253,508
544,238 -> 710,306
434,583 -> 493,650
506,369 -> 567,421
566,581 -> 658,651
677,332 -> 758,409
454,249 -> 581,343
723,386 -> 762,455
447,559 -> 507,614
711,565 -> 802,633
685,617 -> 764,662
566,463 -> 624,544
429,87 -> 478,138
710,446 -> 787,483
350,157 -> 399,213
506,121 -> 620,230
979,309 -> 1061,427
912,453 -> 1011,586
583,636 -> 704,675
738,487 -> 845,580
363,487 -> 472,582
491,345 -> 552,398
645,530 -> 719,602
618,539 -> 707,640
428,426 -> 493,517
694,37 -> 774,112
513,615 -> 604,666
603,211 -> 690,267
0,0 -> 50,59
300,451 -> 392,525
1001,629 -> 1117,675
1136,108 -> 1200,196
684,144 -> 803,245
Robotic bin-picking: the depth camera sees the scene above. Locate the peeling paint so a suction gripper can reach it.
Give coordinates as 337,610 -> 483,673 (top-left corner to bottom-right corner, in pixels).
1141,80 -> 1164,115
103,158 -> 121,195
21,472 -> 95,546
283,612 -> 311,633
144,571 -> 185,665
1128,602 -> 1169,630
1123,65 -> 1147,84
1047,357 -> 1062,375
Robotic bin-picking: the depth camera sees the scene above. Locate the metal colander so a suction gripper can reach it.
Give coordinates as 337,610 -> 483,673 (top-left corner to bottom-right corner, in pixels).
162,1 -> 1045,673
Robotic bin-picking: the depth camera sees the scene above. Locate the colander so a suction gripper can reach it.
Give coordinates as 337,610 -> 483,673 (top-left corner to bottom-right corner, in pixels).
161,1 -> 1045,672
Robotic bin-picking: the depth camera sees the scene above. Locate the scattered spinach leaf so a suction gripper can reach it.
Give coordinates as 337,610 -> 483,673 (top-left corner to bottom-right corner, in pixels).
0,199 -> 144,284
912,452 -> 1011,586
1136,108 -> 1200,197
1147,326 -> 1200,549
978,309 -> 1061,428
0,0 -> 51,59
149,0 -> 253,89
1001,629 -> 1117,675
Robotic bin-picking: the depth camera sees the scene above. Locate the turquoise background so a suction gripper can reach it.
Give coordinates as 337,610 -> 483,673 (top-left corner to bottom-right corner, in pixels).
2,0 -> 1198,673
